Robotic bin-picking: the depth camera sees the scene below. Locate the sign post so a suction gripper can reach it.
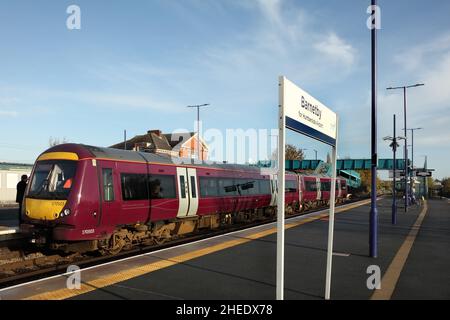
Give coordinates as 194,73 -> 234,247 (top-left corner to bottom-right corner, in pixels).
277,76 -> 338,300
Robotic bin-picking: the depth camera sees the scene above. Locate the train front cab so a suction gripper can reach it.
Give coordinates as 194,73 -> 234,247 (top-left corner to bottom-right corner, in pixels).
22,150 -> 105,251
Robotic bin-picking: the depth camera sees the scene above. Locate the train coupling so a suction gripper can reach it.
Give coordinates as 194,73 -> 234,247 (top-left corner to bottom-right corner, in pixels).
30,236 -> 47,245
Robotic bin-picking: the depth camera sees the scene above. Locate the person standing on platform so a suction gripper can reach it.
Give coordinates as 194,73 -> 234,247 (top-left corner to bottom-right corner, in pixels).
16,175 -> 28,224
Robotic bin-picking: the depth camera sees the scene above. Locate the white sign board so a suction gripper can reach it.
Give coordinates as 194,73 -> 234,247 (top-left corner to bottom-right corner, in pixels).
277,76 -> 338,301
283,77 -> 337,146
417,171 -> 432,177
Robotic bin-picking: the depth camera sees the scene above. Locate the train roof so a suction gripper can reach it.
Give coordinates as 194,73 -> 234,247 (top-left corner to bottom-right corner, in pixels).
40,143 -> 264,173
38,144 -> 346,180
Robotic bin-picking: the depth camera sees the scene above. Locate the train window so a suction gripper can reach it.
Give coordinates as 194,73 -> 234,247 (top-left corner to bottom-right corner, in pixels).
238,179 -> 258,195
305,181 -> 317,192
219,179 -> 238,196
190,176 -> 197,198
259,179 -> 271,195
199,177 -> 218,197
321,182 -> 331,191
285,180 -> 297,193
179,175 -> 186,198
102,168 -> 114,201
28,160 -> 77,200
149,175 -> 176,199
121,173 -> 149,201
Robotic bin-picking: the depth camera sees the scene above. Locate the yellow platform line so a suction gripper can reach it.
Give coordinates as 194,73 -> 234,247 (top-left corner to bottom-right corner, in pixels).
26,199 -> 371,300
371,201 -> 428,300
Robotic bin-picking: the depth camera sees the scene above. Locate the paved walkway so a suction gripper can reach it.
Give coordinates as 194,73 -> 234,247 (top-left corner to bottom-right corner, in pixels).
1,198 -> 448,300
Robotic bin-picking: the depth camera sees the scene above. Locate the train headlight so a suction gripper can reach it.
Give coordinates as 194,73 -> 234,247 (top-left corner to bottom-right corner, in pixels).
63,208 -> 71,216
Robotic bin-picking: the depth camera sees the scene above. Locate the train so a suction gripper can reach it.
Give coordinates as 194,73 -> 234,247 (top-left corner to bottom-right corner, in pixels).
21,144 -> 348,254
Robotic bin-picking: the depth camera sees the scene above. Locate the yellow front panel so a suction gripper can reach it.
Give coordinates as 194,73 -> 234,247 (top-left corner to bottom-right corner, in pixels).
38,152 -> 79,161
25,198 -> 67,221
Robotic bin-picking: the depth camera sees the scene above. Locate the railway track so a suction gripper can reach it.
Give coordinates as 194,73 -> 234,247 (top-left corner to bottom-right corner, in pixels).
0,197 -> 369,289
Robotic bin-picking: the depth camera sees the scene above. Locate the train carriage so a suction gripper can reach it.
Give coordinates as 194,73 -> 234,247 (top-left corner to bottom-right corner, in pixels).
22,144 -> 348,254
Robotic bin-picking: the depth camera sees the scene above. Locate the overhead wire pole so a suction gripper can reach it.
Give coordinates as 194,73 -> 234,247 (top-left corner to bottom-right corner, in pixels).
187,104 -> 210,160
369,0 -> 378,258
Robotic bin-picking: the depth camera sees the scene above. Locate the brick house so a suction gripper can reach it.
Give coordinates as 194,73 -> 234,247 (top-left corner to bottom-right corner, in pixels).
110,130 -> 208,160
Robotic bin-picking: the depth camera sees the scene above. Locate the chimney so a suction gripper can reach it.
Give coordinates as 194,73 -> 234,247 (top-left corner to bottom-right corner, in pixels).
148,129 -> 162,136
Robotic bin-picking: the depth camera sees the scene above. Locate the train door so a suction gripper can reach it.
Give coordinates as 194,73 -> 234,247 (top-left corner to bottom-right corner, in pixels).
298,175 -> 303,207
270,174 -> 277,206
316,177 -> 322,201
176,167 -> 199,218
98,162 -> 120,226
337,179 -> 342,199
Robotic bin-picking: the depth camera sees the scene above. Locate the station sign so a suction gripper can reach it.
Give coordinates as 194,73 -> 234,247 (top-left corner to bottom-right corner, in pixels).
416,171 -> 432,177
282,77 -> 337,147
278,76 -> 338,301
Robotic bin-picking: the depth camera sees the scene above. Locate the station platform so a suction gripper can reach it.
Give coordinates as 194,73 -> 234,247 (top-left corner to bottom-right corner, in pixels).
0,207 -> 22,241
0,198 -> 448,300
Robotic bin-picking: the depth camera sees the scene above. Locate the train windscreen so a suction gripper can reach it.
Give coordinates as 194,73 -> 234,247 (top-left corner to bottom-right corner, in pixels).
28,160 -> 77,200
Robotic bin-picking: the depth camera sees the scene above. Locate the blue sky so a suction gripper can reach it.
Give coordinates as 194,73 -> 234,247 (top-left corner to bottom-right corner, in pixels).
0,0 -> 449,179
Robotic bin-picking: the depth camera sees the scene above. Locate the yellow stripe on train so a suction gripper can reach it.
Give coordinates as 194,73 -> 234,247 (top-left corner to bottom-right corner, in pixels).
37,152 -> 79,161
25,198 -> 67,221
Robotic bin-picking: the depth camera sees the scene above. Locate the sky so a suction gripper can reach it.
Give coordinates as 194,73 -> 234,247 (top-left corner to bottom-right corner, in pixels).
0,0 -> 449,179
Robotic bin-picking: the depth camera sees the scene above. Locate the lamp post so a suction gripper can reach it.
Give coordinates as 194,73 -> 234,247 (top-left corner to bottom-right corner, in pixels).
406,127 -> 423,200
187,104 -> 210,160
386,83 -> 424,211
422,155 -> 429,199
369,0 -> 378,258
384,115 -> 406,225
300,148 -> 308,160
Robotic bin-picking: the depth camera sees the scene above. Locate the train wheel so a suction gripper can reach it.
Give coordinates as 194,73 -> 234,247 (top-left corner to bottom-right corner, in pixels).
153,237 -> 168,245
102,233 -> 126,255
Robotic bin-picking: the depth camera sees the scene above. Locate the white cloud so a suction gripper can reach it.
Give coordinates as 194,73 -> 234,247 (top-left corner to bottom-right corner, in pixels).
394,33 -> 450,72
0,110 -> 18,117
314,33 -> 357,67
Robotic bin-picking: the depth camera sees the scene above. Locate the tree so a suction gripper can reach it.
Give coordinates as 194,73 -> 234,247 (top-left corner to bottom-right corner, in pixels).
285,145 -> 305,161
355,170 -> 382,195
442,177 -> 450,197
49,137 -> 69,147
271,145 -> 305,161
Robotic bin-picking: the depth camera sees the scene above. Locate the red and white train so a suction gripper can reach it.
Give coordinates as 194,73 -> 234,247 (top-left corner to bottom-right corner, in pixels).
22,144 -> 347,254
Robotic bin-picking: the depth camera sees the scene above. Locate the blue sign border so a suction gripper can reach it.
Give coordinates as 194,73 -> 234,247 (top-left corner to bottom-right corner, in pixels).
286,116 -> 336,147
